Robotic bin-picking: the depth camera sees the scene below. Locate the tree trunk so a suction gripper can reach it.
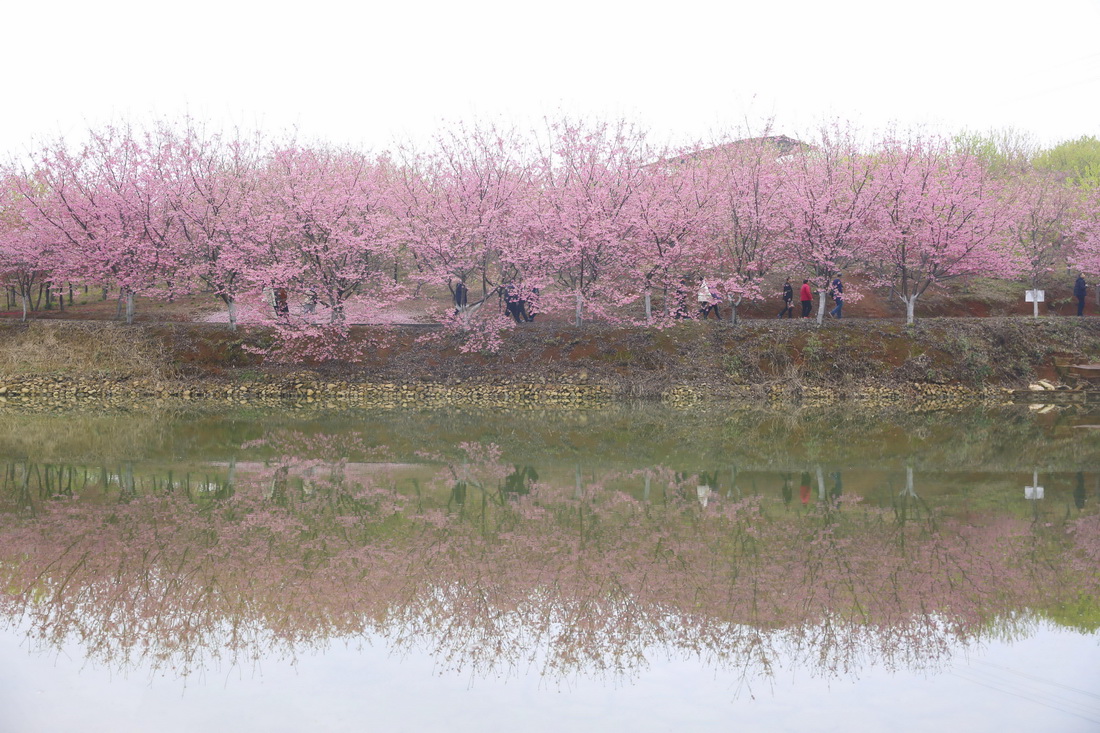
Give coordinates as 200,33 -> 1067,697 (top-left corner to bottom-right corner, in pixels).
574,292 -> 583,327
226,298 -> 238,331
644,290 -> 652,324
816,289 -> 827,325
21,292 -> 28,322
226,456 -> 236,498
125,290 -> 135,325
899,293 -> 918,326
903,465 -> 917,498
121,462 -> 135,499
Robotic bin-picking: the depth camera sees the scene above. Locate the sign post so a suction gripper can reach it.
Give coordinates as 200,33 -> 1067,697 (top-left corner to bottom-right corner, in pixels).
1024,470 -> 1044,500
1025,289 -> 1045,318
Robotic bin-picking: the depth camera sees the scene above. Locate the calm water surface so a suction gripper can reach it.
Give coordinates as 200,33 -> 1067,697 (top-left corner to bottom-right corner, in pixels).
1,404 -> 1098,731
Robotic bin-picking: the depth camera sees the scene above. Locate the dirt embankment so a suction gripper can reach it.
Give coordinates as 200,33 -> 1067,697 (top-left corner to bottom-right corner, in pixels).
0,318 -> 1098,407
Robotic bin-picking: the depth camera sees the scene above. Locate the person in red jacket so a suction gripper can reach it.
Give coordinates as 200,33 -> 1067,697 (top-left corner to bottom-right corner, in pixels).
799,279 -> 813,318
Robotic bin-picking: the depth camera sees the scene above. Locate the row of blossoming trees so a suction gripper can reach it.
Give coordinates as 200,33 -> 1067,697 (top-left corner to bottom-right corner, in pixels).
1,119 -> 1099,344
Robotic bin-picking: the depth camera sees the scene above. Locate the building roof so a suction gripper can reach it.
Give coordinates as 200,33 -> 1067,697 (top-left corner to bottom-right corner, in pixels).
656,135 -> 814,168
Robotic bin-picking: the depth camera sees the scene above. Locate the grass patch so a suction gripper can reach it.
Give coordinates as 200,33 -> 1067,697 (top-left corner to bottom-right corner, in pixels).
0,322 -> 175,381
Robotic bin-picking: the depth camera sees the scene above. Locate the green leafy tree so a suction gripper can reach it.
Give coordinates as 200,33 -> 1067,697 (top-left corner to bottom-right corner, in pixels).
951,128 -> 1037,176
1034,135 -> 1100,189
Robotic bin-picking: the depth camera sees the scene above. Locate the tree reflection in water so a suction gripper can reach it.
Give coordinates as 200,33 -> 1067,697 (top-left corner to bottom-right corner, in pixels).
2,438 -> 1098,687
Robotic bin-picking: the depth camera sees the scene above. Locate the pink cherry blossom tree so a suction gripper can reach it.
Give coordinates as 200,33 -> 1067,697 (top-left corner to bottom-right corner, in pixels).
13,126 -> 184,323
250,144 -> 404,326
703,134 -> 791,323
868,135 -> 1020,325
780,124 -> 881,325
392,122 -> 531,314
1002,170 -> 1076,307
518,118 -> 651,326
0,173 -> 56,320
1069,188 -> 1100,285
628,148 -> 716,323
166,123 -> 270,331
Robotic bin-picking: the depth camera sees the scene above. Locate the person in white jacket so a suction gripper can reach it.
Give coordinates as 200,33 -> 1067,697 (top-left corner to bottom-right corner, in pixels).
697,278 -> 721,320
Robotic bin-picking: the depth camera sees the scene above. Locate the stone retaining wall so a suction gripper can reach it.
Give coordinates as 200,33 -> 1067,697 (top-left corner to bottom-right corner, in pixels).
1,374 -> 1094,412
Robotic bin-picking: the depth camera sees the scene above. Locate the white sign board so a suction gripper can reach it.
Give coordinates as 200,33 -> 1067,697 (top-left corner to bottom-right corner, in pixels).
1025,290 -> 1045,303
697,485 -> 711,508
1025,485 -> 1044,500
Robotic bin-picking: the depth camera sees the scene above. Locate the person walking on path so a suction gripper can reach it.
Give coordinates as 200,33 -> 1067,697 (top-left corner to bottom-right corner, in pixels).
453,279 -> 468,313
799,279 -> 813,318
1075,274 -> 1088,316
778,277 -> 794,318
698,278 -> 721,320
274,287 -> 289,319
828,274 -> 844,319
504,282 -> 527,323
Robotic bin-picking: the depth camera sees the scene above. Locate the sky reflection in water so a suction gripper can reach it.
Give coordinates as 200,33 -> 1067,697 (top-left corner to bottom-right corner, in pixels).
1,622 -> 1096,732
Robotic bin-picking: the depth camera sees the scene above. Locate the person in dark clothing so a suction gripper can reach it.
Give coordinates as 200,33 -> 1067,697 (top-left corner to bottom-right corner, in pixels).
274,288 -> 289,318
302,289 -> 318,314
503,465 -> 538,498
453,280 -> 468,312
781,472 -> 793,505
504,282 -> 525,323
799,280 -> 813,318
1074,274 -> 1088,316
451,480 -> 467,506
828,274 -> 844,319
778,278 -> 794,318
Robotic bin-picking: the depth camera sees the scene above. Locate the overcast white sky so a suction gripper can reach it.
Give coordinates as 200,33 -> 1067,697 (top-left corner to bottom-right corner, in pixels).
3,0 -> 1099,157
